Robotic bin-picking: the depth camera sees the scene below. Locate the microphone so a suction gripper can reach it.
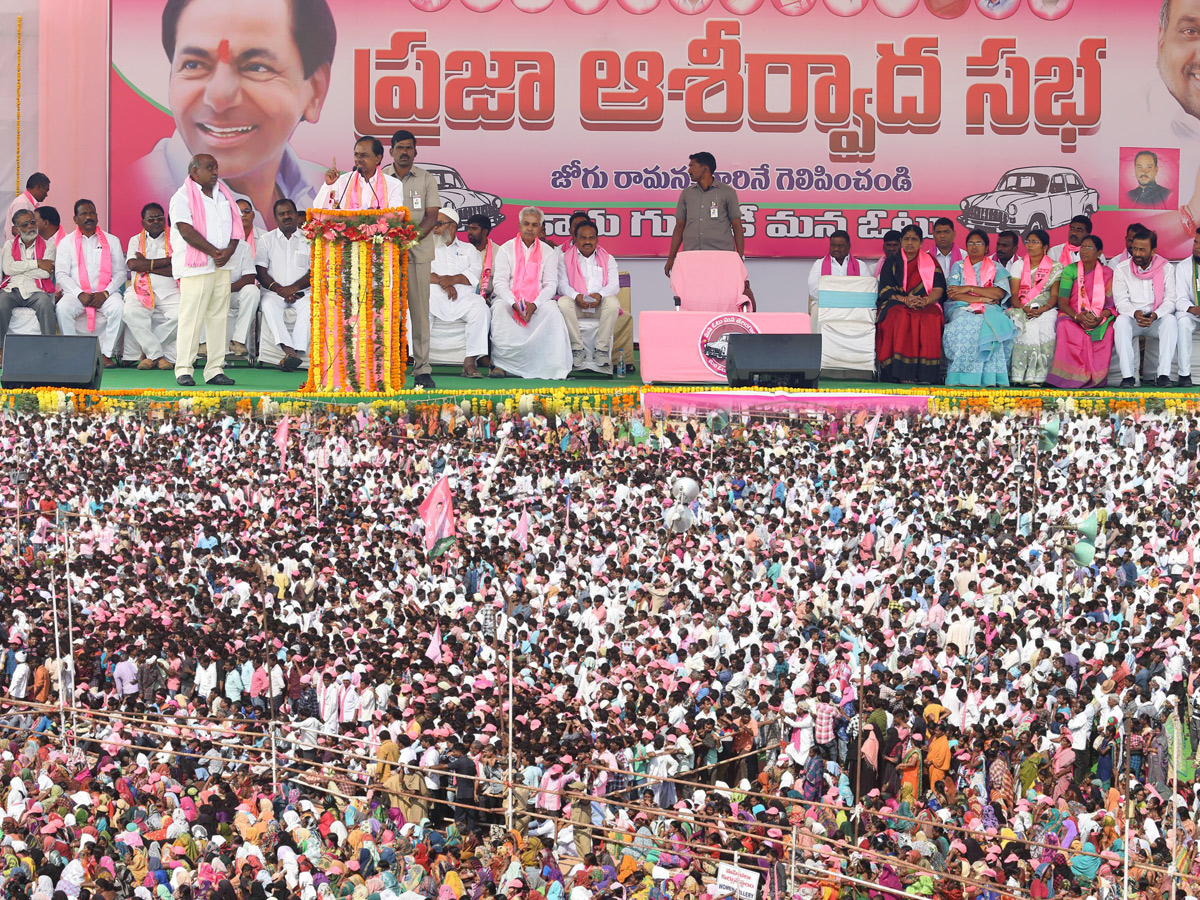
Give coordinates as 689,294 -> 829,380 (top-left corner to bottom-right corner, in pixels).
334,165 -> 361,210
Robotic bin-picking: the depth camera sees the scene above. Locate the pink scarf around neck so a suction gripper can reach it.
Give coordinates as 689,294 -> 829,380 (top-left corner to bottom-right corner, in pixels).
564,244 -> 612,294
961,256 -> 996,288
2,236 -> 53,294
1058,242 -> 1081,267
74,228 -> 113,333
346,168 -> 385,210
184,178 -> 245,268
1073,263 -> 1108,316
1128,255 -> 1170,311
822,255 -> 861,277
511,238 -> 543,324
1018,255 -> 1053,304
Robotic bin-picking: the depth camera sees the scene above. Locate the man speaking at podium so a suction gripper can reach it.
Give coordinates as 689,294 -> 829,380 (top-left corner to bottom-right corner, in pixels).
315,138 -> 402,211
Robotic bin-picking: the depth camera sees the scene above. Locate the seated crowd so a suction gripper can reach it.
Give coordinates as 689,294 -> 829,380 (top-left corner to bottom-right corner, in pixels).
812,216 -> 1200,389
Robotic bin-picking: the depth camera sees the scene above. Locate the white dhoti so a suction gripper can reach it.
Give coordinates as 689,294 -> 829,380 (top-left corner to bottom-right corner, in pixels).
122,288 -> 180,361
1178,311 -> 1199,377
58,293 -> 125,357
489,301 -> 573,379
430,286 -> 491,360
261,290 -> 311,353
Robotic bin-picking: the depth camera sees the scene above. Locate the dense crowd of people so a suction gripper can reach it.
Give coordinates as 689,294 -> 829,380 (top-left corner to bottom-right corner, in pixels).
0,404 -> 1198,900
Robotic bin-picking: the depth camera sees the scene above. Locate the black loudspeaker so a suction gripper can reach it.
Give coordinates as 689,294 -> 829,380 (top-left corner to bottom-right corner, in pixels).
1,335 -> 104,389
725,333 -> 821,388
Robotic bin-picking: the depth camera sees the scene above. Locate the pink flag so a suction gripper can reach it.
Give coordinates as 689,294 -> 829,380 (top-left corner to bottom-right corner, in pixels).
274,417 -> 290,458
865,412 -> 881,449
426,625 -> 443,662
418,476 -> 457,557
515,509 -> 530,550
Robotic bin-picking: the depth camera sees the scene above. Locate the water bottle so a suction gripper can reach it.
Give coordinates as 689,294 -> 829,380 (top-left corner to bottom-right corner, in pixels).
617,350 -> 626,378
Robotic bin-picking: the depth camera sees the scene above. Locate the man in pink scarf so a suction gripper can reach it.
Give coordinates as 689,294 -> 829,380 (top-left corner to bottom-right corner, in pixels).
54,199 -> 127,366
489,207 -> 572,379
1113,225 -> 1179,387
556,219 -> 620,374
3,172 -> 49,232
0,209 -> 58,358
168,153 -> 244,387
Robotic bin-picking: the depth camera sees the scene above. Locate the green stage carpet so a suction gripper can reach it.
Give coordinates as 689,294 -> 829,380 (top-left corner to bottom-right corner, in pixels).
82,363 -> 1200,395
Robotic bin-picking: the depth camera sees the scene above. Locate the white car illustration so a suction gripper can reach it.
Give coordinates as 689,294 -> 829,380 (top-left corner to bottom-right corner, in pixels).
958,166 -> 1099,233
426,163 -> 506,230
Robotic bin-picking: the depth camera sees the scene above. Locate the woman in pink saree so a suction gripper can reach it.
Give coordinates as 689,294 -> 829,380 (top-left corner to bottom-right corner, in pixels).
1046,234 -> 1116,389
1050,734 -> 1076,802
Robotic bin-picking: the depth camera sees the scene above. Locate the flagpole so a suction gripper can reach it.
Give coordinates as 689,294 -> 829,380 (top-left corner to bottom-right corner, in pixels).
506,592 -> 515,832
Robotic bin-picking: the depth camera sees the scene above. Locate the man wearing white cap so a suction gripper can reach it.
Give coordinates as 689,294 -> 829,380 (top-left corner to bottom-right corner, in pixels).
429,207 -> 488,378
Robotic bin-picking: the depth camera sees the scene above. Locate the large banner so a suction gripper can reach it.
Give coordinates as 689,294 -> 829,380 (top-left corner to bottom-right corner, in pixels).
109,0 -> 1192,259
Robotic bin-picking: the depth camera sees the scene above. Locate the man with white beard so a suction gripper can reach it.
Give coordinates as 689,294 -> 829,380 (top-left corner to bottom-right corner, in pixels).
427,207 -> 487,378
0,209 -> 57,356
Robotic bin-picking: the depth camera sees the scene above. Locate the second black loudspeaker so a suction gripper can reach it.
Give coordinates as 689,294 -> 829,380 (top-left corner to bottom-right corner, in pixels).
1,334 -> 104,390
725,333 -> 821,388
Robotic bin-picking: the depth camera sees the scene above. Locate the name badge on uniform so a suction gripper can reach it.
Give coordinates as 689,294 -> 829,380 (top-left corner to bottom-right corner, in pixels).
412,196 -> 423,210
709,205 -> 718,219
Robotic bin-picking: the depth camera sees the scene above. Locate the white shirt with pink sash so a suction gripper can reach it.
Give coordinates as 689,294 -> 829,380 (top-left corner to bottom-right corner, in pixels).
1113,255 -> 1176,317
934,246 -> 964,279
53,230 -> 126,304
807,254 -> 869,302
168,180 -> 236,278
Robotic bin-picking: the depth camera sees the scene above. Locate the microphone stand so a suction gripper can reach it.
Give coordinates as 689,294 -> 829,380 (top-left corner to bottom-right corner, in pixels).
333,165 -> 361,210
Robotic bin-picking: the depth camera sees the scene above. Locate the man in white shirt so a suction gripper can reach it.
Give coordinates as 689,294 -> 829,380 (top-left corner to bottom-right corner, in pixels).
1173,226 -> 1200,388
807,229 -> 872,302
255,198 -> 312,371
557,218 -> 620,373
169,153 -> 242,387
1049,216 -> 1096,269
466,214 -> 500,300
428,207 -> 487,378
0,209 -> 57,355
489,207 -> 572,380
313,137 -> 403,211
54,199 -> 127,366
931,218 -> 963,279
122,202 -> 180,370
1113,226 -> 1179,388
4,173 -> 49,236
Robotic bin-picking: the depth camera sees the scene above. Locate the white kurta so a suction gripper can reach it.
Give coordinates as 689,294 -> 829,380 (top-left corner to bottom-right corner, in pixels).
430,238 -> 489,359
490,239 -> 572,379
312,169 -> 403,210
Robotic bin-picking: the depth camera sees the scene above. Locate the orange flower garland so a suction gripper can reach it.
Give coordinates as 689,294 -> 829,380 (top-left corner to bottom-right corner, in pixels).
301,207 -> 413,393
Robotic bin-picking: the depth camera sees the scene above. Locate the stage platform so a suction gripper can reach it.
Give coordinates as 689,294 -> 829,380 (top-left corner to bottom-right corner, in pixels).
0,355 -> 1198,422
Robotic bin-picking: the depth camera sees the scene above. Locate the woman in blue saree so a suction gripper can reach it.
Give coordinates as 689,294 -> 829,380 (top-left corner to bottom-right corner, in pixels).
944,229 -> 1015,387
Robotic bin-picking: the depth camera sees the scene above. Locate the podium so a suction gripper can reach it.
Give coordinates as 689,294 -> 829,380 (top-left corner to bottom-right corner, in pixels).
301,207 -> 418,393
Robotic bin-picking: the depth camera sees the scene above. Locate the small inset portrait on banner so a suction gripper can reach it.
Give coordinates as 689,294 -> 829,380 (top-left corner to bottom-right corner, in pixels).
976,0 -> 1019,18
769,0 -> 817,14
873,0 -> 919,14
1027,0 -> 1072,19
1120,147 -> 1179,211
924,0 -> 970,17
824,0 -> 866,14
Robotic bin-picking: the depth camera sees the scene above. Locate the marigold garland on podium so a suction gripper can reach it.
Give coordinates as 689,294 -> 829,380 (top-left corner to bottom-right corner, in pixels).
300,207 -> 418,393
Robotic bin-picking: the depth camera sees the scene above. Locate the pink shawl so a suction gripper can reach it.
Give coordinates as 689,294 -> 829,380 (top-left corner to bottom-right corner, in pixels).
184,177 -> 245,268
1,235 -> 54,294
512,238 -> 543,324
74,228 -> 113,332
822,254 -> 861,276
1127,255 -> 1170,311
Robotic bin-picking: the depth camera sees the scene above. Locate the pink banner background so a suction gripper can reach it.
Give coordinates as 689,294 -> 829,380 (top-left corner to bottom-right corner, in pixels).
640,389 -> 932,417
107,0 -> 1186,258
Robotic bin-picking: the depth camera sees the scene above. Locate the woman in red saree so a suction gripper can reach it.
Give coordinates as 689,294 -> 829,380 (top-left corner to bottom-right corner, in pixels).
876,224 -> 947,383
1045,234 -> 1116,389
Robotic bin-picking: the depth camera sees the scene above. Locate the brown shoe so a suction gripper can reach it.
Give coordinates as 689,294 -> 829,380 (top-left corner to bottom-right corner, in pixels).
156,357 -> 172,370
489,366 -> 508,379
462,361 -> 483,378
102,355 -> 117,369
229,341 -> 248,357
136,357 -> 154,370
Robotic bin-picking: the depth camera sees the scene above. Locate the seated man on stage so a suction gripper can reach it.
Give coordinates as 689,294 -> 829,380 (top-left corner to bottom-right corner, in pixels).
256,199 -> 312,371
0,210 -> 57,361
489,206 -> 572,380
55,199 -> 127,367
466,214 -> 499,300
1113,226 -> 1178,388
429,208 -> 487,378
122,202 -> 180,370
808,229 -> 872,303
557,218 -> 620,374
